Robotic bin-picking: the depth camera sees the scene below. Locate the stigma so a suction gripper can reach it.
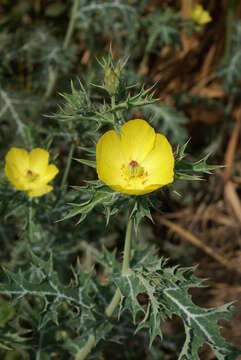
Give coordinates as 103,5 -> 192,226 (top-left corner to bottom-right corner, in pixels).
127,160 -> 144,177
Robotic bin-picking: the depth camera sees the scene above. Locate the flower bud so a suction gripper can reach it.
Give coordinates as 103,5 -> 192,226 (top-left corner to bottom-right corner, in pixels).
104,62 -> 120,95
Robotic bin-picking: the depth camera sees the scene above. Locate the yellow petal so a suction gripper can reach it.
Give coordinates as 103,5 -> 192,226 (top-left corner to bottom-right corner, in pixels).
5,148 -> 29,176
29,148 -> 49,174
26,164 -> 59,190
96,130 -> 125,186
141,134 -> 174,187
190,4 -> 211,26
28,185 -> 53,198
41,164 -> 59,184
111,183 -> 159,195
5,163 -> 27,190
121,119 -> 156,163
200,12 -> 212,25
194,4 -> 203,16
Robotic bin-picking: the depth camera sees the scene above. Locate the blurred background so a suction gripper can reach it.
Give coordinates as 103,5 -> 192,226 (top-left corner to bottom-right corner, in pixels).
0,0 -> 241,359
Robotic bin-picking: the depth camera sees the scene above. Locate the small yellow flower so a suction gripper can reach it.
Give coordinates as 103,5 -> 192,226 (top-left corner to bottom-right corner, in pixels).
5,147 -> 59,198
96,119 -> 174,195
190,4 -> 212,26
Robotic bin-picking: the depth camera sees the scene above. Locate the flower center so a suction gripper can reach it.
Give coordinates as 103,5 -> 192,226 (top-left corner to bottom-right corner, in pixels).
127,160 -> 144,177
26,169 -> 39,182
121,160 -> 148,186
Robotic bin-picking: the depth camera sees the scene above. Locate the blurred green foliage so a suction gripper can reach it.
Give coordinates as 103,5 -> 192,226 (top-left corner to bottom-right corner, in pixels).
0,1 -> 241,359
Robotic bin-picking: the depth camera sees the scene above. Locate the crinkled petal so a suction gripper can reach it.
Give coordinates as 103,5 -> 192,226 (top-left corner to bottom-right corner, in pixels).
121,119 -> 156,163
41,164 -> 59,184
5,148 -> 29,176
96,130 -> 125,186
28,185 -> 53,198
141,134 -> 174,187
27,164 -> 59,190
5,163 -> 27,190
29,148 -> 49,174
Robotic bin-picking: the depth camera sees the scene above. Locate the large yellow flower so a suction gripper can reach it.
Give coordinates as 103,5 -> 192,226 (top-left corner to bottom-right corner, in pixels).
190,4 -> 212,26
96,119 -> 174,195
5,147 -> 59,198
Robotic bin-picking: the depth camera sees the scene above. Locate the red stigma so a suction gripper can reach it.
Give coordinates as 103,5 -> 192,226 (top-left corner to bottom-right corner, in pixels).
129,160 -> 137,168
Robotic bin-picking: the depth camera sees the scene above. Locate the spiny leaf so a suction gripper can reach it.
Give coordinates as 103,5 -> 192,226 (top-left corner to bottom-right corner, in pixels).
175,153 -> 222,181
143,8 -> 187,51
110,246 -> 241,358
130,197 -> 153,233
73,158 -> 96,168
162,291 -> 239,360
175,139 -> 191,162
62,188 -> 120,223
142,103 -> 188,144
0,254 -> 86,309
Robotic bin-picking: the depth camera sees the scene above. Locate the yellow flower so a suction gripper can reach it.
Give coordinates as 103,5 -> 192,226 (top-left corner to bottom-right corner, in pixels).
190,4 -> 212,26
5,147 -> 59,198
96,119 -> 174,195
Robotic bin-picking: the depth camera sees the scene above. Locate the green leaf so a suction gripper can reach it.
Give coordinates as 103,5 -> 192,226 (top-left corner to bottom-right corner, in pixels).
62,188 -> 120,223
143,8 -> 187,51
162,292 -> 239,360
143,103 -> 188,144
175,139 -> 191,162
0,254 -> 86,309
130,197 -> 153,233
73,158 -> 96,168
175,153 -> 222,181
110,246 -> 241,358
0,298 -> 15,328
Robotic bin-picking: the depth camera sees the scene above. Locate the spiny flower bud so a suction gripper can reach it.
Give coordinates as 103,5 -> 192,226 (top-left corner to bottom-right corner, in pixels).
104,61 -> 120,95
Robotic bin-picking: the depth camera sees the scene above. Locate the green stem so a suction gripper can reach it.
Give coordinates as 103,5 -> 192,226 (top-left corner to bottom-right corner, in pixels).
43,0 -> 80,99
224,0 -> 236,63
121,216 -> 133,275
63,0 -> 80,50
75,335 -> 95,360
105,288 -> 121,318
59,0 -> 80,186
28,201 -> 34,243
61,142 -> 75,189
75,216 -> 133,360
44,66 -> 58,99
111,95 -> 117,123
105,216 -> 133,316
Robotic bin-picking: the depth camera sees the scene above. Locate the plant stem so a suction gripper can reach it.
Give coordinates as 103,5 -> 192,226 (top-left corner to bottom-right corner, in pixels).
28,200 -> 34,243
44,0 -> 80,98
75,335 -> 95,360
44,66 -> 58,99
61,142 -> 75,189
63,0 -> 80,50
121,216 -> 133,275
111,94 -> 117,124
58,0 -> 80,185
105,216 -> 133,316
224,0 -> 236,63
105,288 -> 122,318
75,216 -> 133,360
